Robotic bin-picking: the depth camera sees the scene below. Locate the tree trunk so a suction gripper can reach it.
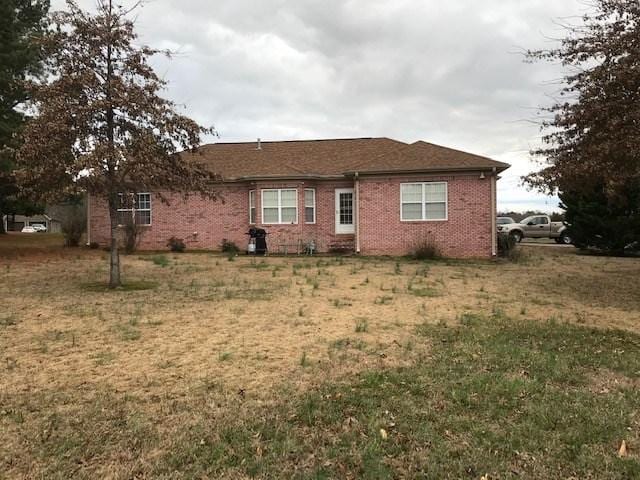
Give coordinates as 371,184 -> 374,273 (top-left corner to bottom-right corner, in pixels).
0,210 -> 5,234
108,200 -> 121,288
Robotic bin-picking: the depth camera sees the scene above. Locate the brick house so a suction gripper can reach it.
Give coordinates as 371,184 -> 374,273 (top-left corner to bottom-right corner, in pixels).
87,137 -> 509,258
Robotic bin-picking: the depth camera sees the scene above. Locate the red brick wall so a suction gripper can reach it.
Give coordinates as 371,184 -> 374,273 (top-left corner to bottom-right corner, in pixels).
88,185 -> 251,250
88,173 -> 494,258
88,180 -> 354,253
357,174 -> 493,258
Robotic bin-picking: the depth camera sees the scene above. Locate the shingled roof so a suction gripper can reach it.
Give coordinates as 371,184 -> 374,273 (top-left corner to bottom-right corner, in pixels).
181,137 -> 509,181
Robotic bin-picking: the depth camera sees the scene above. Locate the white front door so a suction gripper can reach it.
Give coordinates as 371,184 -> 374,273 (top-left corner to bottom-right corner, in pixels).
335,188 -> 355,234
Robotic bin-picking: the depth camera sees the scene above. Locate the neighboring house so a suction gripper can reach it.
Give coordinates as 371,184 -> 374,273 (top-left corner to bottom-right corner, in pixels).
4,214 -> 61,233
87,137 -> 510,258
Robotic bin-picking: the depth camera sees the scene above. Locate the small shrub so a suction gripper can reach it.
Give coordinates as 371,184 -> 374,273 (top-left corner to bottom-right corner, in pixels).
167,236 -> 186,252
221,238 -> 240,254
61,203 -> 86,247
497,232 -> 516,258
411,238 -> 441,260
89,241 -> 100,249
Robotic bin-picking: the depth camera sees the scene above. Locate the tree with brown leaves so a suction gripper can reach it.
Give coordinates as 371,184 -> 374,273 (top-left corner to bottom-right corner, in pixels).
18,0 -> 219,287
526,0 -> 640,253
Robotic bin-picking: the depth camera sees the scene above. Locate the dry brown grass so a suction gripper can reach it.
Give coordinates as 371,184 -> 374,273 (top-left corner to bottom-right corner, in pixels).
1,234 -> 639,477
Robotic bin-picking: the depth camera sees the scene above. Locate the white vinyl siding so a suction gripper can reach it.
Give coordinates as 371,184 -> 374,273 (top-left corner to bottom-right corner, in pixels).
261,189 -> 298,224
117,193 -> 152,226
400,182 -> 447,221
249,190 -> 256,224
304,188 -> 316,224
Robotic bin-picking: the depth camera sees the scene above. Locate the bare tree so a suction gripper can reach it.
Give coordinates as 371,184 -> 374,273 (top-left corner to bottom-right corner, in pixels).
18,0 -> 219,287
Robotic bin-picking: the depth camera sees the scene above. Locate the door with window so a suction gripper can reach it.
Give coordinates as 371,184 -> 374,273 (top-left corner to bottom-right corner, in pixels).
335,188 -> 355,234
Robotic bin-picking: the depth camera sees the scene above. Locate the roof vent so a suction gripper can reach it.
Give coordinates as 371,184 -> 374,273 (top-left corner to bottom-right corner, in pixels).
256,138 -> 261,150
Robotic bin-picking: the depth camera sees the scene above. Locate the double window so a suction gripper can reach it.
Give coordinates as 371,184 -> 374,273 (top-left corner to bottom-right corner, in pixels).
262,189 -> 297,224
400,182 -> 447,221
117,193 -> 152,226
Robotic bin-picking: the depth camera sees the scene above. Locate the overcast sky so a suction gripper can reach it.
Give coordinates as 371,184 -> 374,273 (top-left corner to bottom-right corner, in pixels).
53,0 -> 590,212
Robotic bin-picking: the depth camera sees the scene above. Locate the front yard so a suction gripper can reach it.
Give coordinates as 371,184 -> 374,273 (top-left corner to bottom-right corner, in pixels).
1,234 -> 639,478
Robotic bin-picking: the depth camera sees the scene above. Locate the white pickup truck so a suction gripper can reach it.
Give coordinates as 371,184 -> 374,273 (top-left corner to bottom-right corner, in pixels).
497,215 -> 571,244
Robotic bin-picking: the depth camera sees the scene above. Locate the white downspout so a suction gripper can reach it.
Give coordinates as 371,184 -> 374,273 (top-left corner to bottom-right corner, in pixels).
86,194 -> 91,246
490,167 -> 497,257
355,172 -> 361,254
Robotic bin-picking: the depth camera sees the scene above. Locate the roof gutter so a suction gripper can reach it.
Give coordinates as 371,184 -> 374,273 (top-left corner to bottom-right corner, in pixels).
343,165 -> 510,177
217,164 -> 510,183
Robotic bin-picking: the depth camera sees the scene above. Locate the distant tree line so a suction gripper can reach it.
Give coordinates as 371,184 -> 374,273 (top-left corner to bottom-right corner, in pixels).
497,211 -> 565,223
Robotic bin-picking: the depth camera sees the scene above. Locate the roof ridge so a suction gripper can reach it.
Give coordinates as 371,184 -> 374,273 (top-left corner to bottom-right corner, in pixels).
204,137 -> 397,146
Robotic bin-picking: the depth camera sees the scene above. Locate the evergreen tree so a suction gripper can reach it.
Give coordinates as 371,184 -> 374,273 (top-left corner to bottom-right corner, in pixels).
0,0 -> 49,233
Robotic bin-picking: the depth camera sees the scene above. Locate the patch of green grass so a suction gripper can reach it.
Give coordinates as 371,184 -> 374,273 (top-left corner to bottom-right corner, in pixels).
409,286 -> 439,297
218,352 -> 232,362
355,318 -> 369,333
138,254 -> 170,267
7,314 -> 640,478
152,254 -> 170,267
331,298 -> 352,308
300,351 -> 310,368
159,317 -> 640,479
374,295 -> 393,305
92,351 -> 116,366
0,314 -> 18,327
115,324 -> 141,341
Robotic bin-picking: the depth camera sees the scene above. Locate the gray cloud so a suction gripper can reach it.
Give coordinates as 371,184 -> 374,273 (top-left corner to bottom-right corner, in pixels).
52,0 -> 588,211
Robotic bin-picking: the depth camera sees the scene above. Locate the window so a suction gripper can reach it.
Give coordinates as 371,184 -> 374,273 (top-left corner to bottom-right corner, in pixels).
249,190 -> 256,224
261,189 -> 297,224
304,188 -> 316,224
400,182 -> 447,221
117,193 -> 152,226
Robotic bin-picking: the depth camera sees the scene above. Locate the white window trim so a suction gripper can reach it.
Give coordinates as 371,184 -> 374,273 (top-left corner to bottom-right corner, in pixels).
400,182 -> 448,222
261,188 -> 298,225
304,188 -> 316,224
249,190 -> 256,224
117,192 -> 152,226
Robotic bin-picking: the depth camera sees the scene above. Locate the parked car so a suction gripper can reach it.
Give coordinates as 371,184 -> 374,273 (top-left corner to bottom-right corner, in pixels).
497,215 -> 571,244
21,226 -> 37,233
497,216 -> 515,225
31,224 -> 47,232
